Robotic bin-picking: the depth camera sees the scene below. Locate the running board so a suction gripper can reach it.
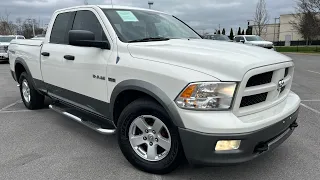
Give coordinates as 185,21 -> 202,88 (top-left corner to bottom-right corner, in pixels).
49,104 -> 116,135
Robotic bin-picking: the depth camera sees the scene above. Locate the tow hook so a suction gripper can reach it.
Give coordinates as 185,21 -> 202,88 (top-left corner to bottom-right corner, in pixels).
255,143 -> 269,153
290,121 -> 298,130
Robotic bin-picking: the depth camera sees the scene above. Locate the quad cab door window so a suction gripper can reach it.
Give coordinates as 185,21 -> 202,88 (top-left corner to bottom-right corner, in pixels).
72,10 -> 108,41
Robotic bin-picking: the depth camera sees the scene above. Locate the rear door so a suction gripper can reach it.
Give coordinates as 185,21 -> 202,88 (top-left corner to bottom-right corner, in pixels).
41,9 -> 113,118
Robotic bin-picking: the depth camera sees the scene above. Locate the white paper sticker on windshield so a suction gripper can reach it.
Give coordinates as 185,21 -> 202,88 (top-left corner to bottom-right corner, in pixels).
116,11 -> 139,22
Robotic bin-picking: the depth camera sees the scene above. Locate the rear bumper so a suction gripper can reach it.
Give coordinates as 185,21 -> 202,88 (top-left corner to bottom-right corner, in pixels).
179,108 -> 299,165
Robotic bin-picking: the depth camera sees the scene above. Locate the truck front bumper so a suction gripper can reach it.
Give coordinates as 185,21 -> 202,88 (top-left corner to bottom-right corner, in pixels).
177,91 -> 301,165
179,108 -> 299,165
0,52 -> 9,60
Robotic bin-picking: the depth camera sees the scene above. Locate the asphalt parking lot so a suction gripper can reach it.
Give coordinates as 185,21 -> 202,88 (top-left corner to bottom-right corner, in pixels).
0,53 -> 320,180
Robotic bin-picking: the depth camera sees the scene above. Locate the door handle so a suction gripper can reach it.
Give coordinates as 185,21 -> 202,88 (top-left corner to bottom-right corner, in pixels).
41,52 -> 50,56
64,55 -> 75,61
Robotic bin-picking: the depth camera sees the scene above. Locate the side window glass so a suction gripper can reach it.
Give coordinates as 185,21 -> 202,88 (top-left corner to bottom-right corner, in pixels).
72,10 -> 107,41
235,37 -> 240,42
240,37 -> 245,41
50,12 -> 73,44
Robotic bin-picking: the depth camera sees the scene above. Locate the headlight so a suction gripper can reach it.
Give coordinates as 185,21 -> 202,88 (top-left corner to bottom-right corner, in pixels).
175,82 -> 237,110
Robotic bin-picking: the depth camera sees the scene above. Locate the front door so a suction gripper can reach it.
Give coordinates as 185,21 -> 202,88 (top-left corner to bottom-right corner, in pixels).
41,9 -> 113,118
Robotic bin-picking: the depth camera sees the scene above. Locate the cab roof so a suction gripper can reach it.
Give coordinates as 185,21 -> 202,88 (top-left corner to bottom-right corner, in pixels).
55,5 -> 169,15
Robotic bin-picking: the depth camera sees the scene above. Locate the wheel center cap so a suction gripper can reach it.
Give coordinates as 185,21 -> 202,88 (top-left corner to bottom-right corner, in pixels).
148,134 -> 154,142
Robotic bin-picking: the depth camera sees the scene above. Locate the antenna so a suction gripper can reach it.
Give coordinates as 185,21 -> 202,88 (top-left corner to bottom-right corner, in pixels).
111,0 -> 113,8
148,1 -> 154,9
84,0 -> 88,5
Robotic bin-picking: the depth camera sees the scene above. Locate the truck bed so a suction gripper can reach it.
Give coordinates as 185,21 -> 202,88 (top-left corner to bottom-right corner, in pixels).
9,39 -> 43,82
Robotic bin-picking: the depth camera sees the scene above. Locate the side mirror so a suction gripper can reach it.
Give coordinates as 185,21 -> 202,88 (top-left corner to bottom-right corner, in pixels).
240,40 -> 245,43
69,30 -> 110,49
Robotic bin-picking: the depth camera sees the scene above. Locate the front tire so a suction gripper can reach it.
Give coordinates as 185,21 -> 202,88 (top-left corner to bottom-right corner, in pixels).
19,72 -> 44,110
117,98 -> 183,174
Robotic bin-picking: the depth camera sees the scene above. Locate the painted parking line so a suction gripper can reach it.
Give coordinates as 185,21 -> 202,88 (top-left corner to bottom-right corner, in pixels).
0,110 -> 32,114
300,103 -> 320,115
301,100 -> 320,102
307,70 -> 320,75
0,100 -> 22,111
0,100 -> 33,113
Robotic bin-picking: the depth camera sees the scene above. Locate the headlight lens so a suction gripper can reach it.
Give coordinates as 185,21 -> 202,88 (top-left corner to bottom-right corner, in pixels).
175,82 -> 237,110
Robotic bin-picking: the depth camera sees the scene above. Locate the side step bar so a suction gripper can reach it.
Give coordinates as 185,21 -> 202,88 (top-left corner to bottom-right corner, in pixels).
49,104 -> 116,135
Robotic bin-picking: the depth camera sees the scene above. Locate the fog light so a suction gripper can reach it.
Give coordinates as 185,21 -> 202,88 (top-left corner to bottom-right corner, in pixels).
215,140 -> 241,151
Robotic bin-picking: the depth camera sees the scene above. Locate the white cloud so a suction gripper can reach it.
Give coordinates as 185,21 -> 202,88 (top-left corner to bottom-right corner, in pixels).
0,0 -> 296,34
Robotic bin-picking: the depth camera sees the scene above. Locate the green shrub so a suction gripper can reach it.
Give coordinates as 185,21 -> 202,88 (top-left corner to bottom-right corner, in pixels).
276,46 -> 320,53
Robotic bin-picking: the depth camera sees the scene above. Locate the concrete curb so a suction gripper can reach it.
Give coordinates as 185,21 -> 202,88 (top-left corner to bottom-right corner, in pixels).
281,52 -> 320,56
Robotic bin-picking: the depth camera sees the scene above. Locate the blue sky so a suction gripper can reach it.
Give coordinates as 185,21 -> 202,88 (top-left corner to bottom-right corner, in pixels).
0,0 -> 296,34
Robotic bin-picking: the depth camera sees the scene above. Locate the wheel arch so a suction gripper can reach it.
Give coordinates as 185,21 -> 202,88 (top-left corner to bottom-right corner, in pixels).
110,80 -> 184,128
14,57 -> 33,82
14,57 -> 42,94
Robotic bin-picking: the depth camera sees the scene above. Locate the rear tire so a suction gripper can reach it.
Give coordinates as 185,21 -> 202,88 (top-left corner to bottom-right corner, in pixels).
19,72 -> 44,110
117,98 -> 183,174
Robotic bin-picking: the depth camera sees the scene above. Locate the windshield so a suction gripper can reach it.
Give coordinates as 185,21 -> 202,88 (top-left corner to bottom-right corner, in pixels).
245,36 -> 264,41
0,37 -> 15,42
103,9 -> 201,42
213,35 -> 230,41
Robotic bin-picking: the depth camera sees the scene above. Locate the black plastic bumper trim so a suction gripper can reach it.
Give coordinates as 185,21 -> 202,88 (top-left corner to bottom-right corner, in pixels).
179,107 -> 300,165
10,70 -> 16,81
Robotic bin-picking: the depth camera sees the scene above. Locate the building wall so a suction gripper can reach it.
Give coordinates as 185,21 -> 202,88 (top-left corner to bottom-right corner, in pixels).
252,24 -> 280,42
279,14 -> 303,41
252,14 -> 306,42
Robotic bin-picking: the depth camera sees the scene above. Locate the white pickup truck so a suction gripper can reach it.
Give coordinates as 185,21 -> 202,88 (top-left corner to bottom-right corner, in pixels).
0,35 -> 25,61
9,5 -> 300,174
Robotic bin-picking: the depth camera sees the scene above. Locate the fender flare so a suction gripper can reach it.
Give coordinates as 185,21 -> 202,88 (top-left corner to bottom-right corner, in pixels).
14,57 -> 41,92
109,79 -> 185,128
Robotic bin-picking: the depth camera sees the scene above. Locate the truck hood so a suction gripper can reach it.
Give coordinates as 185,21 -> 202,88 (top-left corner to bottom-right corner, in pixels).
127,39 -> 291,81
248,41 -> 273,45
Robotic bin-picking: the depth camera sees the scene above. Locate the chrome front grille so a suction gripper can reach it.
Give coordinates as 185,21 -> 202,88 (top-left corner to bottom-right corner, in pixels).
240,93 -> 268,107
284,68 -> 289,77
246,71 -> 273,87
233,62 -> 294,116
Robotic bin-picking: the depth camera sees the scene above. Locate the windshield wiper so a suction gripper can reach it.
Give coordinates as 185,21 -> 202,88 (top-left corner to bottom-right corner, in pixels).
128,37 -> 170,43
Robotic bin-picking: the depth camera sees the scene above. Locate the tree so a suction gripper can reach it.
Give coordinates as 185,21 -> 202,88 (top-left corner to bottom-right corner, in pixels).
0,9 -> 16,35
242,30 -> 245,35
237,27 -> 241,35
217,30 -> 221,34
230,28 -> 234,40
15,18 -> 23,35
291,0 -> 320,44
21,19 -> 44,38
254,0 -> 269,36
222,28 -> 226,35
